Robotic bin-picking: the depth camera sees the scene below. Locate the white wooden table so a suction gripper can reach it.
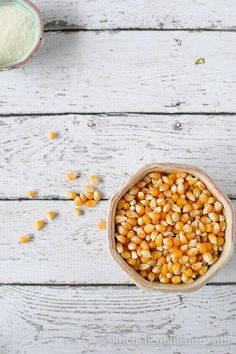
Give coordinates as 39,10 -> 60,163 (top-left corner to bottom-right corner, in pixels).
0,1 -> 236,353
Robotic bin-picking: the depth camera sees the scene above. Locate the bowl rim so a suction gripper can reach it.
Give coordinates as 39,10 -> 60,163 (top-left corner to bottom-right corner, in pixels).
107,163 -> 235,292
0,0 -> 44,71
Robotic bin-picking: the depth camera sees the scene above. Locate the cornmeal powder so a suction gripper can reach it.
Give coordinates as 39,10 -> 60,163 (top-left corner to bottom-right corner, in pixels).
0,3 -> 36,66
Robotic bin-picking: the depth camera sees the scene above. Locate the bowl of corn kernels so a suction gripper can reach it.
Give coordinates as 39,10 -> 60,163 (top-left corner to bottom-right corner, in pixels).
107,163 -> 234,292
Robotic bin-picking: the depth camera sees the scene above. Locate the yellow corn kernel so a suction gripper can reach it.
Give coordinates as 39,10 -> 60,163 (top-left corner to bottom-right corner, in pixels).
157,256 -> 166,266
143,224 -> 154,234
172,250 -> 183,260
203,252 -> 213,264
98,220 -> 106,230
27,190 -> 37,199
47,211 -> 56,220
20,235 -> 30,244
217,237 -> 224,246
121,221 -> 132,230
127,230 -> 135,239
187,247 -> 198,257
208,212 -> 219,222
161,263 -> 168,275
177,198 -> 187,206
94,191 -> 101,202
163,238 -> 173,249
117,199 -> 125,209
116,242 -> 124,254
208,233 -> 217,245
67,191 -> 77,200
201,216 -> 211,224
140,240 -> 149,250
74,196 -> 84,206
142,214 -> 151,224
140,256 -> 149,264
67,171 -> 78,181
121,251 -> 130,260
84,190 -> 94,200
80,193 -> 88,203
149,172 -> 161,179
185,268 -> 193,277
214,201 -> 223,213
171,275 -> 181,284
191,262 -> 202,271
89,175 -> 100,185
199,265 -> 208,276
128,241 -> 137,251
183,224 -> 192,233
85,185 -> 94,193
35,219 -> 45,230
147,272 -> 155,282
127,258 -> 137,266
140,270 -> 148,278
175,221 -> 184,231
116,235 -> 126,244
156,224 -> 166,233
151,251 -> 162,261
220,221 -> 226,231
48,132 -> 57,139
159,275 -> 170,283
196,243 -> 207,254
86,200 -> 97,208
172,262 -> 181,275
135,204 -> 145,215
73,207 -> 81,216
199,193 -> 208,203
151,187 -> 159,197
155,234 -> 163,247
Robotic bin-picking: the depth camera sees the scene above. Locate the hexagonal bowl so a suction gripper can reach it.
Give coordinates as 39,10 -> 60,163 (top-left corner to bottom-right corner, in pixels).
107,163 -> 234,292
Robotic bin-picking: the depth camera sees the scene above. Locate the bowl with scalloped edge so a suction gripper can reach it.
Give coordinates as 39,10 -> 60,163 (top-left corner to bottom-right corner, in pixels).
107,163 -> 234,292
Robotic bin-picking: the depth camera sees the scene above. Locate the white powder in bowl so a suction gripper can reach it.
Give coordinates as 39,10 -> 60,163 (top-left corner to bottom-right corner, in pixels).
0,3 -> 37,66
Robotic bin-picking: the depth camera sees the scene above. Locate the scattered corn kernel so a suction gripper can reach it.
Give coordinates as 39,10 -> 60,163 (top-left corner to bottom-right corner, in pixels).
27,190 -> 37,199
94,190 -> 101,202
98,220 -> 106,230
67,191 -> 77,200
74,196 -> 84,206
89,175 -> 100,185
35,219 -> 45,230
86,200 -> 97,208
195,58 -> 205,65
20,235 -> 30,244
48,132 -> 57,139
73,207 -> 81,216
67,171 -> 78,181
47,211 -> 56,220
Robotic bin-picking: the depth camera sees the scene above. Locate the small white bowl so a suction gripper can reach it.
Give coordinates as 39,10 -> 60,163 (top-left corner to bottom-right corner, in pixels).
107,163 -> 234,292
0,0 -> 44,71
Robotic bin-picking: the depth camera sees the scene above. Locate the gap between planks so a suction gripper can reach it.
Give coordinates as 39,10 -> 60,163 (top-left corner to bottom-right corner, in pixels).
44,28 -> 236,33
2,112 -> 236,118
0,283 -> 235,287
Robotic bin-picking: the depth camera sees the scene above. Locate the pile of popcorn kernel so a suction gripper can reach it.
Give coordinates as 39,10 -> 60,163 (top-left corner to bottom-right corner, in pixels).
115,171 -> 226,284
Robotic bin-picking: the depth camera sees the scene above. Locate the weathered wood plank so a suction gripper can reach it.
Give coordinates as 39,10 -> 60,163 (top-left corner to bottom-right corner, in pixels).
0,114 -> 235,199
35,0 -> 236,30
1,31 -> 236,114
0,200 -> 235,284
0,285 -> 235,354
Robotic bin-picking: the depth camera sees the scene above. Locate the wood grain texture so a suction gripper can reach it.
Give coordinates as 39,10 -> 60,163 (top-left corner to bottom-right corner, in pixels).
0,114 -> 235,199
0,285 -> 235,354
1,31 -> 236,114
35,0 -> 236,30
0,200 -> 235,284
